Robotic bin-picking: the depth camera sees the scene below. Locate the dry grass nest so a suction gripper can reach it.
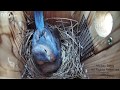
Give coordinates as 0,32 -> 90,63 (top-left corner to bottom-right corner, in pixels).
20,17 -> 89,79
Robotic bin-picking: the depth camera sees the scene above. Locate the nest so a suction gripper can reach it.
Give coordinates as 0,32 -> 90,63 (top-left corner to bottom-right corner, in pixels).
20,17 -> 88,79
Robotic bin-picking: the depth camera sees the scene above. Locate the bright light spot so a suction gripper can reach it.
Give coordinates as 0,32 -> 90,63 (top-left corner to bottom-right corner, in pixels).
95,12 -> 113,37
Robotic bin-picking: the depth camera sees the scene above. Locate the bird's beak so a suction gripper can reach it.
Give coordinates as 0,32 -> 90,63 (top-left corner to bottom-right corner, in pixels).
47,55 -> 52,62
48,54 -> 55,62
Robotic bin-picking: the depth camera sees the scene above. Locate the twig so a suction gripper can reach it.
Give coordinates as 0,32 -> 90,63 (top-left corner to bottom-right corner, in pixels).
20,18 -> 88,79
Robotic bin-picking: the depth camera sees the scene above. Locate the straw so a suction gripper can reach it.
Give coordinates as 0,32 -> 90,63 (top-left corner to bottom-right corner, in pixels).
20,17 -> 88,79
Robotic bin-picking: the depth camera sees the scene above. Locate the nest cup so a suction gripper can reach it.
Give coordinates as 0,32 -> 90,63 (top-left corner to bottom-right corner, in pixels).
20,17 -> 88,79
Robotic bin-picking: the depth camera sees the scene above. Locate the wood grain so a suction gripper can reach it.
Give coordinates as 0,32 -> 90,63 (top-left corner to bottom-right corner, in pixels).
83,38 -> 120,79
0,11 -> 26,78
82,11 -> 120,79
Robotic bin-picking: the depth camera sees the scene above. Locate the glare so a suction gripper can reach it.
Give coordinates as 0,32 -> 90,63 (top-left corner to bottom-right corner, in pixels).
94,12 -> 113,37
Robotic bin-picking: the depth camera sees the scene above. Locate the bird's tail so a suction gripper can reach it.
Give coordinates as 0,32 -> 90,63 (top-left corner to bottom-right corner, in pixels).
34,11 -> 44,31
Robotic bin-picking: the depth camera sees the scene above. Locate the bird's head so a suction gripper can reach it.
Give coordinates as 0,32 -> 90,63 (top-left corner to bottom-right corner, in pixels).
32,44 -> 56,64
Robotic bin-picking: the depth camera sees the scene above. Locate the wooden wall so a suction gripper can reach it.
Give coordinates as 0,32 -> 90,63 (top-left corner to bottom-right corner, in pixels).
24,11 -> 82,21
44,11 -> 73,19
87,11 -> 120,54
84,41 -> 120,79
0,11 -> 26,78
82,11 -> 120,79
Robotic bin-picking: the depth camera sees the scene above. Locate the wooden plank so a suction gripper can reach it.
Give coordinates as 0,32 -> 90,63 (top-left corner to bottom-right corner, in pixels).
0,66 -> 21,79
44,11 -> 73,19
82,11 -> 90,20
0,11 -> 26,78
87,11 -> 96,28
93,28 -> 120,54
83,41 -> 120,79
87,11 -> 120,54
72,11 -> 81,21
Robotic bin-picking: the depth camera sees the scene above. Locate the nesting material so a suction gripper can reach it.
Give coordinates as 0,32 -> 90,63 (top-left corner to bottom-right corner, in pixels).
20,18 -> 88,79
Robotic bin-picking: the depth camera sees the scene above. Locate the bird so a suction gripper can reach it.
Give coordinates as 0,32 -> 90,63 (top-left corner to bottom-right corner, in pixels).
32,11 -> 62,76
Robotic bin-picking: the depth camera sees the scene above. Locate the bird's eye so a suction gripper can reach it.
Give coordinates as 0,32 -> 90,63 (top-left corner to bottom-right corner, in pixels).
44,49 -> 47,53
39,35 -> 40,39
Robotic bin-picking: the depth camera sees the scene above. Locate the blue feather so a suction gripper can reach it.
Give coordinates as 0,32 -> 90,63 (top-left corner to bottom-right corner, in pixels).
32,11 -> 61,63
34,11 -> 44,31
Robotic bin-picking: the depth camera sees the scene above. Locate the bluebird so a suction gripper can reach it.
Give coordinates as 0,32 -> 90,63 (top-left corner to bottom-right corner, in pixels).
32,11 -> 62,75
